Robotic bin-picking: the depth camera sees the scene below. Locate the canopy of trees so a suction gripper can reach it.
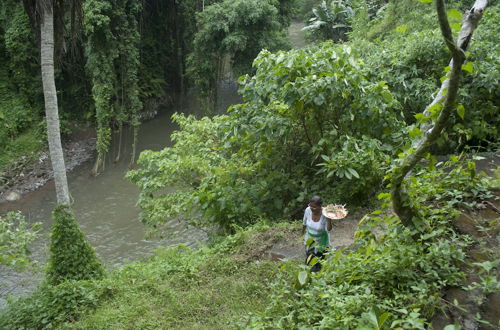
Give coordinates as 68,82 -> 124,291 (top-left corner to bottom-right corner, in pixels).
0,0 -> 295,172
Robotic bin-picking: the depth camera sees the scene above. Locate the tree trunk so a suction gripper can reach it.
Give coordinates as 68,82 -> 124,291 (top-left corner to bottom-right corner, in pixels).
40,0 -> 70,205
390,0 -> 488,229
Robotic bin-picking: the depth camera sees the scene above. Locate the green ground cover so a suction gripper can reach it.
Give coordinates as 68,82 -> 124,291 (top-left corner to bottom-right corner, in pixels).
0,127 -> 44,173
0,223 -> 298,329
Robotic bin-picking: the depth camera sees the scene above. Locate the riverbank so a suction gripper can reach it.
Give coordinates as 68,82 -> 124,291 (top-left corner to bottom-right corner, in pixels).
0,126 -> 96,204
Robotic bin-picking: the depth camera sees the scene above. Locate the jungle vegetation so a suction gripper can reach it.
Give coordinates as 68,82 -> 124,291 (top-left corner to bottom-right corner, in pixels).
0,0 -> 498,329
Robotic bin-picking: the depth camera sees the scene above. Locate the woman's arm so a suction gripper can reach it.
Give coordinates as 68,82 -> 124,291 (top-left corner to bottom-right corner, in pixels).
327,218 -> 333,231
302,208 -> 309,234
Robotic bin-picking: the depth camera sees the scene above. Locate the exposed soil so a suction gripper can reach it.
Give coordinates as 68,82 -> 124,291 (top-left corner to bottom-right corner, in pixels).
0,127 -> 96,204
262,207 -> 383,262
431,194 -> 500,330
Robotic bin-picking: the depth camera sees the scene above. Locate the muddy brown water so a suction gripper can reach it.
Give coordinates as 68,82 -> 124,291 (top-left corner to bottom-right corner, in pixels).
0,87 -> 242,307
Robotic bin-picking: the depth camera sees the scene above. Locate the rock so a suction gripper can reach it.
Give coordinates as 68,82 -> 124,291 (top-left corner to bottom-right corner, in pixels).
454,213 -> 480,237
468,248 -> 488,263
482,291 -> 500,329
5,191 -> 21,202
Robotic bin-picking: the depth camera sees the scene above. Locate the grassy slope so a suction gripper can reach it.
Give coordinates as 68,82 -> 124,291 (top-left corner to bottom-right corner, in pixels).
0,128 -> 44,172
60,223 -> 297,329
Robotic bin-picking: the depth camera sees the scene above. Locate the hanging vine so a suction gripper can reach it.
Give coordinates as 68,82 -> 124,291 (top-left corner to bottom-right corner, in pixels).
83,0 -> 117,174
119,0 -> 142,166
187,0 -> 288,113
83,0 -> 142,174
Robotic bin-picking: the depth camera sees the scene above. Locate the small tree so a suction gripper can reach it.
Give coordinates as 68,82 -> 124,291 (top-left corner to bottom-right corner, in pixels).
390,0 -> 489,229
46,205 -> 104,285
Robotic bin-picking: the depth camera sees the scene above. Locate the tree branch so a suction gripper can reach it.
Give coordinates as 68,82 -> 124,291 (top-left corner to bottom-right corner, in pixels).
419,0 -> 488,135
390,0 -> 488,229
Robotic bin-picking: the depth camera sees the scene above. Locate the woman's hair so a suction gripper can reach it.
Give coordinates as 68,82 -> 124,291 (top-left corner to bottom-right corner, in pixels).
309,195 -> 323,205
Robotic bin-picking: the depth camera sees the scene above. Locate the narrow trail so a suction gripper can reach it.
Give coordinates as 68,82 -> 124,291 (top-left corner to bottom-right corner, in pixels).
265,210 -> 367,261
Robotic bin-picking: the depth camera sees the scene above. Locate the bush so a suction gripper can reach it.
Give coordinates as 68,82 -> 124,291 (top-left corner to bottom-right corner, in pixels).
354,1 -> 500,151
244,155 -> 494,328
129,43 -> 405,232
0,280 -> 110,329
46,205 -> 104,285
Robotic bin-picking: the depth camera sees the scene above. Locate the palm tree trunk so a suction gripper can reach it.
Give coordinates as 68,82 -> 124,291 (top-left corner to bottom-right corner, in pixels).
40,0 -> 70,205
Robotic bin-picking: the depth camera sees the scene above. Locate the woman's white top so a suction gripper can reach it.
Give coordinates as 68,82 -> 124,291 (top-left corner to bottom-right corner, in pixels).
303,206 -> 331,247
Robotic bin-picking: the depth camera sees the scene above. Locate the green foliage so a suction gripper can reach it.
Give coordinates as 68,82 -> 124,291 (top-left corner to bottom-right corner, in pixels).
0,224 -> 290,329
187,0 -> 290,111
126,114 -> 229,230
354,0 -> 434,41
232,43 -> 403,202
317,136 -> 390,200
465,259 -> 500,295
46,205 -> 104,285
0,1 -> 42,108
302,0 -> 354,42
357,28 -> 448,121
405,154 -> 495,211
0,126 -> 44,172
64,225 -> 289,329
246,223 -> 466,328
0,1 -> 42,148
352,2 -> 500,151
0,211 -> 40,269
0,280 -> 111,329
129,42 -> 404,232
245,156 -> 495,328
453,5 -> 500,147
83,0 -> 142,171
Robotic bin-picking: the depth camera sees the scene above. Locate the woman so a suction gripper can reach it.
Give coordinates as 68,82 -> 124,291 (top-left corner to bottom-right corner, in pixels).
302,195 -> 332,268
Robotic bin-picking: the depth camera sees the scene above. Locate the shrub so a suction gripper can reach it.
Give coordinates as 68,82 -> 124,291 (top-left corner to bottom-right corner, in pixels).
0,280 -> 111,329
46,205 -> 104,285
129,43 -> 405,232
354,2 -> 500,151
244,155 -> 495,328
0,211 -> 40,269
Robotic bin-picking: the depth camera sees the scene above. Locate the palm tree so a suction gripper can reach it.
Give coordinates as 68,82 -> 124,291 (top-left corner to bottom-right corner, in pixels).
40,0 -> 70,205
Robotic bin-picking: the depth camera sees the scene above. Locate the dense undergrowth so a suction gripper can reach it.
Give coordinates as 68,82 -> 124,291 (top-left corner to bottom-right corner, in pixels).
246,156 -> 498,329
1,156 -> 497,329
127,1 -> 499,234
1,1 -> 499,329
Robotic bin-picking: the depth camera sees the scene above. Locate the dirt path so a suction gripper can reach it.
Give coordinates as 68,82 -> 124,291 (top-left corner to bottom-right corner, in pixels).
265,209 -> 368,261
288,19 -> 308,49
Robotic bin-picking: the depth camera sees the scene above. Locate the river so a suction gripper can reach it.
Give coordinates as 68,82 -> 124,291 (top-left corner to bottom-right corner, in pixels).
0,86 -> 242,306
0,21 -> 306,307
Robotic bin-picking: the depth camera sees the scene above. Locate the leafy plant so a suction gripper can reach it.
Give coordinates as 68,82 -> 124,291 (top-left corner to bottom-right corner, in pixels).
0,280 -> 111,329
129,42 -> 404,232
0,211 -> 40,269
317,135 -> 390,201
187,0 -> 290,112
465,259 -> 500,295
46,205 -> 104,285
302,0 -> 354,42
